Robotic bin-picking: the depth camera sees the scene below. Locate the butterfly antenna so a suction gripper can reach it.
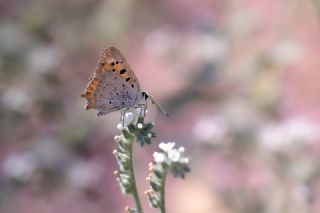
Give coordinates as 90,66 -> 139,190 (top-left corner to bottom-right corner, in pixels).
144,92 -> 169,116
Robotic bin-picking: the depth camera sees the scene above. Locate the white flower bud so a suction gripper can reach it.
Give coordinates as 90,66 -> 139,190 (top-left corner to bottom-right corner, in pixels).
153,152 -> 165,163
180,157 -> 190,164
168,149 -> 181,162
178,146 -> 185,153
159,142 -> 175,152
117,123 -> 123,130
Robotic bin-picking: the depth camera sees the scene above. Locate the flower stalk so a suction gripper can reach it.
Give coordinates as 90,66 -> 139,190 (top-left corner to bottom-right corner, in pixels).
145,142 -> 191,213
113,110 -> 156,213
128,132 -> 142,213
111,110 -> 191,213
159,172 -> 167,213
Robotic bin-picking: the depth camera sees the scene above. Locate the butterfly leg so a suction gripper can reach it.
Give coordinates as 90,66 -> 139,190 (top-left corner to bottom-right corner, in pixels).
120,109 -> 125,126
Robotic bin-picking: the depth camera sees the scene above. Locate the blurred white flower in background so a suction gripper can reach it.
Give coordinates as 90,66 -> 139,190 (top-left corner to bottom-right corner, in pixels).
28,45 -> 62,73
2,87 -> 33,112
0,23 -> 28,52
193,116 -> 228,143
224,100 -> 259,130
227,9 -> 259,38
144,28 -> 176,57
184,33 -> 228,62
258,117 -> 319,151
292,184 -> 312,203
283,118 -> 319,142
2,152 -> 38,182
67,161 -> 103,189
34,137 -> 69,168
258,124 -> 287,151
270,39 -> 304,66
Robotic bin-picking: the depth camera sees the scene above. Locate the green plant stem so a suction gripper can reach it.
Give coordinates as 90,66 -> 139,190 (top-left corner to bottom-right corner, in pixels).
128,135 -> 143,213
160,172 -> 167,213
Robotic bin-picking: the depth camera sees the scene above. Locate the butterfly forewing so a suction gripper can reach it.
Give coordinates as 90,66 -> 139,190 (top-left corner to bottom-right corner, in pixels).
81,47 -> 143,116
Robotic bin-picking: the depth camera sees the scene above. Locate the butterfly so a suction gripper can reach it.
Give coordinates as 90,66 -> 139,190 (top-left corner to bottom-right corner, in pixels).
81,47 -> 168,117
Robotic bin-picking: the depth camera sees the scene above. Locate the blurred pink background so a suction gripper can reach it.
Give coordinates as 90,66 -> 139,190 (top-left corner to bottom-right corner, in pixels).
1,0 -> 320,212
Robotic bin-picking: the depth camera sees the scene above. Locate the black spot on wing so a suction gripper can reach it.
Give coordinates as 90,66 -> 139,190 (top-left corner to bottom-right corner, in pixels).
120,69 -> 127,74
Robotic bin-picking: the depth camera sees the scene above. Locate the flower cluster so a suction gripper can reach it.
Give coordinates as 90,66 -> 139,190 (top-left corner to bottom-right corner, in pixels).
145,142 -> 191,208
111,109 -> 191,212
117,110 -> 156,146
112,110 -> 156,212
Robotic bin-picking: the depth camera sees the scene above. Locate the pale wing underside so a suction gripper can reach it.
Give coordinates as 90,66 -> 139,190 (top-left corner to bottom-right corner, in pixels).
93,71 -> 142,116
81,47 -> 144,116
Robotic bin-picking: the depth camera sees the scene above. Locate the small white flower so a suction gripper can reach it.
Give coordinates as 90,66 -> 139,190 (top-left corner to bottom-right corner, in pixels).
159,142 -> 175,152
178,146 -> 185,153
117,123 -> 123,130
114,135 -> 125,142
148,133 -> 152,138
137,123 -> 143,129
168,149 -> 181,162
180,157 -> 190,164
153,152 -> 165,163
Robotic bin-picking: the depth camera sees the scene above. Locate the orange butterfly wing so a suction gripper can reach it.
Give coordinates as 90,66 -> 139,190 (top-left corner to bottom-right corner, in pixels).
81,47 -> 142,113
